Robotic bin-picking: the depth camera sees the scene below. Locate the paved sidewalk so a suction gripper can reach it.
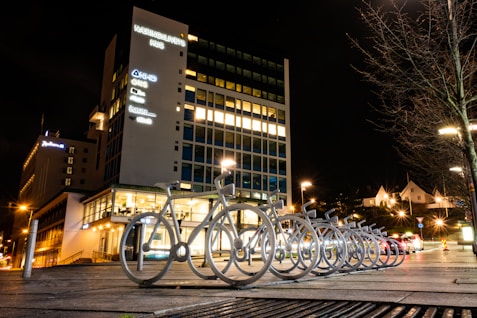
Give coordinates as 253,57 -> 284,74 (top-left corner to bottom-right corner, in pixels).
0,242 -> 476,317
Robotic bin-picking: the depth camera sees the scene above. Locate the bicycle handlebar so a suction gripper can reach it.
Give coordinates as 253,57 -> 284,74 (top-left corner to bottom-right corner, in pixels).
324,208 -> 336,219
214,170 -> 231,188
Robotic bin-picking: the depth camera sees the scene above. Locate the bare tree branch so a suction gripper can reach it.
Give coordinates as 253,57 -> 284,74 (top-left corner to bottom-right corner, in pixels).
348,0 -> 477,209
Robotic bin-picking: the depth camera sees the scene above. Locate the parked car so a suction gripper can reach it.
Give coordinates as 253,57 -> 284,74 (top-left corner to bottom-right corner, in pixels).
391,237 -> 412,254
402,234 -> 424,252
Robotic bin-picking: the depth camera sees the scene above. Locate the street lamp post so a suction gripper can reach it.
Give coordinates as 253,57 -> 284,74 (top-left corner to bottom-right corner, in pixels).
301,181 -> 312,206
18,205 -> 34,274
439,127 -> 477,252
19,205 -> 33,231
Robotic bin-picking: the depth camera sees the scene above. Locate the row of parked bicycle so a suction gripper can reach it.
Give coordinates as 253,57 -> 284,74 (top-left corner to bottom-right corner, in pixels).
119,171 -> 407,287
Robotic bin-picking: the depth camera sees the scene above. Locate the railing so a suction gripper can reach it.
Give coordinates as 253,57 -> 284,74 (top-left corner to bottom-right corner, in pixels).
59,250 -> 83,265
92,250 -> 115,262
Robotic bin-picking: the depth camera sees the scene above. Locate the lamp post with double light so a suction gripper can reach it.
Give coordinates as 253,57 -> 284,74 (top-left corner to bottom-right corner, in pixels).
301,181 -> 312,206
17,204 -> 37,277
438,127 -> 477,252
19,205 -> 33,233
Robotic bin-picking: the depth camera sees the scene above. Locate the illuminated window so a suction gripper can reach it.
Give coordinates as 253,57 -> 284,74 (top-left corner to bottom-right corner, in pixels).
195,107 -> 206,120
226,81 -> 235,90
252,119 -> 261,132
277,125 -> 286,137
268,107 -> 277,119
242,101 -> 251,113
252,88 -> 261,98
69,146 -> 75,154
185,85 -> 196,92
215,111 -> 224,124
65,178 -> 71,186
243,118 -> 251,130
215,78 -> 225,88
207,109 -> 214,121
197,89 -> 206,105
215,94 -> 224,107
67,167 -> 73,174
252,103 -> 261,116
243,86 -> 252,95
225,113 -> 235,126
185,69 -> 196,77
235,116 -> 241,128
68,157 -> 74,164
225,96 -> 234,109
197,73 -> 206,82
235,99 -> 242,110
187,34 -> 198,42
268,124 -> 277,135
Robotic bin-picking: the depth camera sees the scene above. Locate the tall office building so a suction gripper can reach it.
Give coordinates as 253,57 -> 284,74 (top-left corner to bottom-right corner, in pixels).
89,6 -> 292,204
11,6 -> 293,268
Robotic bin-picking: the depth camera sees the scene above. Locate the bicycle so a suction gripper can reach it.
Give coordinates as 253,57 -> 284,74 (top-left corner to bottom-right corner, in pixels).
247,190 -> 320,280
299,203 -> 348,276
119,171 -> 276,287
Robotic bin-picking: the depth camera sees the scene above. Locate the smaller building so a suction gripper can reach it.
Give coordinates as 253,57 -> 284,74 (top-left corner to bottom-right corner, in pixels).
11,132 -> 98,268
363,180 -> 460,210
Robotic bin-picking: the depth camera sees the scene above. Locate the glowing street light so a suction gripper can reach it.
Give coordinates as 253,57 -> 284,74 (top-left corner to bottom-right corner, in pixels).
220,159 -> 236,172
439,126 -> 477,247
19,205 -> 33,232
301,181 -> 312,205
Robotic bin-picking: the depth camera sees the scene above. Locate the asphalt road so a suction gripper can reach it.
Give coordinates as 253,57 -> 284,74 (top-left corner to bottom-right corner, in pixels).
0,241 -> 476,317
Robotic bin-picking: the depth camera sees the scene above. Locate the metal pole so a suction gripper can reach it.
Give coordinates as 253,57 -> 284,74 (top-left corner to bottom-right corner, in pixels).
468,179 -> 477,253
23,219 -> 38,278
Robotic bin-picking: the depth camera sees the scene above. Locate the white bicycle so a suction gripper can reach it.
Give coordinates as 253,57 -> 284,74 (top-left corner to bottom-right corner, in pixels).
119,171 -> 276,287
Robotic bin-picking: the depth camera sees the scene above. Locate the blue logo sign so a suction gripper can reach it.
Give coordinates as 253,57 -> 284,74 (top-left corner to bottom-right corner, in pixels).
418,223 -> 424,229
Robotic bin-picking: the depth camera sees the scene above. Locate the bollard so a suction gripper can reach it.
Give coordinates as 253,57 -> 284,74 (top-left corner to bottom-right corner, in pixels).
441,237 -> 449,251
23,219 -> 38,278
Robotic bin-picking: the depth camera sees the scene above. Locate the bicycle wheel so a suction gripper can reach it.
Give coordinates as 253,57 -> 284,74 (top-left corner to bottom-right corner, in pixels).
119,212 -> 175,286
205,203 -> 276,286
359,233 -> 381,270
375,237 -> 393,269
311,222 -> 347,276
265,215 -> 319,280
339,230 -> 366,273
385,237 -> 406,267
187,223 -> 232,280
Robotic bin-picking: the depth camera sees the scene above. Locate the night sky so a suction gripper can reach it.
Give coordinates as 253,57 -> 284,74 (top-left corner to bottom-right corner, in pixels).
0,1 -> 407,232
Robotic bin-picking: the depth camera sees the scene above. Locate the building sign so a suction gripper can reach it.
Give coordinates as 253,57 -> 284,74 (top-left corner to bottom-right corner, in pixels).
128,69 -> 158,126
133,24 -> 186,50
41,140 -> 65,149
